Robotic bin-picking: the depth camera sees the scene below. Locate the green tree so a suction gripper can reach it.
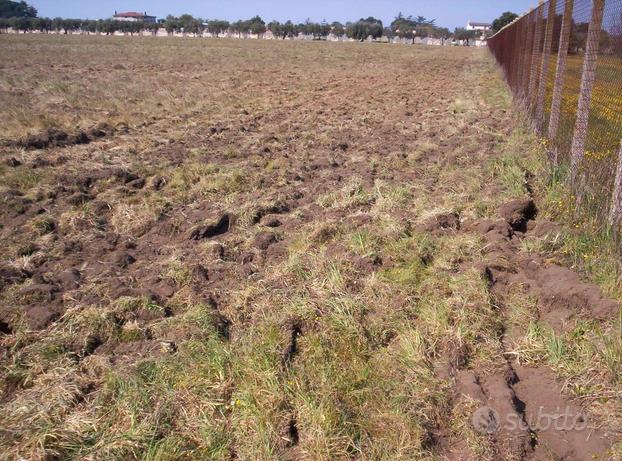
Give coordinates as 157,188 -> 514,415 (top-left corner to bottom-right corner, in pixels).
145,21 -> 160,35
318,20 -> 330,39
453,27 -> 478,45
9,15 -> 31,31
431,26 -> 450,39
68,19 -> 82,33
391,13 -> 416,43
268,20 -> 294,39
0,0 -> 36,19
268,20 -> 281,37
164,15 -> 180,35
295,21 -> 308,36
176,14 -> 202,35
247,15 -> 266,36
126,21 -> 143,35
230,20 -> 246,37
415,16 -> 435,26
51,16 -> 63,32
347,17 -> 383,41
569,21 -> 589,54
101,19 -> 121,35
82,18 -> 97,33
282,20 -> 294,38
53,18 -> 80,34
331,21 -> 344,36
492,11 -> 518,32
207,19 -> 229,37
391,13 -> 440,43
33,16 -> 51,32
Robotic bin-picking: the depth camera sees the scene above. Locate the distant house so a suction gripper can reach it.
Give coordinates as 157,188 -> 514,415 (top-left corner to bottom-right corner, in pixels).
466,21 -> 492,32
113,11 -> 157,23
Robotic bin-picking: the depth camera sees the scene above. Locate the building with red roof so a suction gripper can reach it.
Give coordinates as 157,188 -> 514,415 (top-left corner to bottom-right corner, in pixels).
113,11 -> 157,23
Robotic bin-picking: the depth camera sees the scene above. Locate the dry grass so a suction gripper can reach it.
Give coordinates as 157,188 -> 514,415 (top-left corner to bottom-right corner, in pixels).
0,34 -> 620,460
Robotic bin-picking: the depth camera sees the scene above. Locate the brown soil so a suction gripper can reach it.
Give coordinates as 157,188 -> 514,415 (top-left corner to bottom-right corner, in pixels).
514,365 -> 613,461
442,198 -> 617,461
0,36 -> 619,460
8,122 -> 118,150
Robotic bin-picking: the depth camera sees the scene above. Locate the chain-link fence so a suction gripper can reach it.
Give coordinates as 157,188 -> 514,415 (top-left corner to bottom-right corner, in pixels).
488,0 -> 622,228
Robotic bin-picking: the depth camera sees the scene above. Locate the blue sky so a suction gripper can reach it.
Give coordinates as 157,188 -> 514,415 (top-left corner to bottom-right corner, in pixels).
30,1 -> 537,29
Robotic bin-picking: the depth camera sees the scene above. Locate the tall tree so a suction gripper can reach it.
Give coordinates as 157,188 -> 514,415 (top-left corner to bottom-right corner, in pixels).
179,14 -> 202,35
331,21 -> 345,36
391,14 -> 416,43
207,19 -> 229,37
347,17 -> 383,41
33,16 -> 51,32
492,11 -> 518,32
453,27 -> 478,45
164,15 -> 180,35
247,15 -> 266,36
268,20 -> 281,37
0,0 -> 36,19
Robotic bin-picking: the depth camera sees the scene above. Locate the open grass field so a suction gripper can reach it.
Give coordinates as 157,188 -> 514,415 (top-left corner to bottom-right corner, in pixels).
0,35 -> 621,460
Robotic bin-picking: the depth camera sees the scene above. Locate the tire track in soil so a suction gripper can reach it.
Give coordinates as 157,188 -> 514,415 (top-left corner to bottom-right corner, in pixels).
440,197 -> 617,461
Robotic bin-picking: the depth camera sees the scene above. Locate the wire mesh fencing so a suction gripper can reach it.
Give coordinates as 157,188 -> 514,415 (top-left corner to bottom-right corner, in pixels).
488,0 -> 622,228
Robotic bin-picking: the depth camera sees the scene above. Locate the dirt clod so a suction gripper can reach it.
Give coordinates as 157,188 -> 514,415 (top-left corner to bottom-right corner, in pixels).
67,192 -> 93,206
5,157 -> 21,167
114,169 -> 140,184
189,213 -> 233,240
499,198 -> 537,232
54,268 -> 81,289
17,127 -> 92,150
116,252 -> 136,268
0,265 -> 29,288
513,365 -> 613,461
260,215 -> 282,227
151,176 -> 167,190
309,223 -> 337,244
253,231 -> 278,250
19,283 -> 58,299
85,122 -> 113,139
191,264 -> 209,282
127,178 -> 146,189
421,212 -> 460,233
25,304 -> 62,330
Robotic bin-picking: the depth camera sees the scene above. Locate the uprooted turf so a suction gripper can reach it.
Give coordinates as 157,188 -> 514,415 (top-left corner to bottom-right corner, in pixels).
0,34 -> 620,460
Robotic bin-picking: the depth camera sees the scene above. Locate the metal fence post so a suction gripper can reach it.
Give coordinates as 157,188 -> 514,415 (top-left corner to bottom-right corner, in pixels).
528,1 -> 545,109
569,0 -> 605,184
516,16 -> 528,99
520,9 -> 535,104
548,0 -> 574,154
535,0 -> 557,133
610,142 -> 622,228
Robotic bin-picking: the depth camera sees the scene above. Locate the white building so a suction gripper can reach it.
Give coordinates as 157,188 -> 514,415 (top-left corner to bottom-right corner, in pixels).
113,11 -> 157,23
466,21 -> 491,32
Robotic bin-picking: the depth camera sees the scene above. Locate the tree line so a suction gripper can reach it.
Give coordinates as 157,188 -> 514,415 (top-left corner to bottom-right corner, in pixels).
0,0 -> 492,43
0,14 -> 477,42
